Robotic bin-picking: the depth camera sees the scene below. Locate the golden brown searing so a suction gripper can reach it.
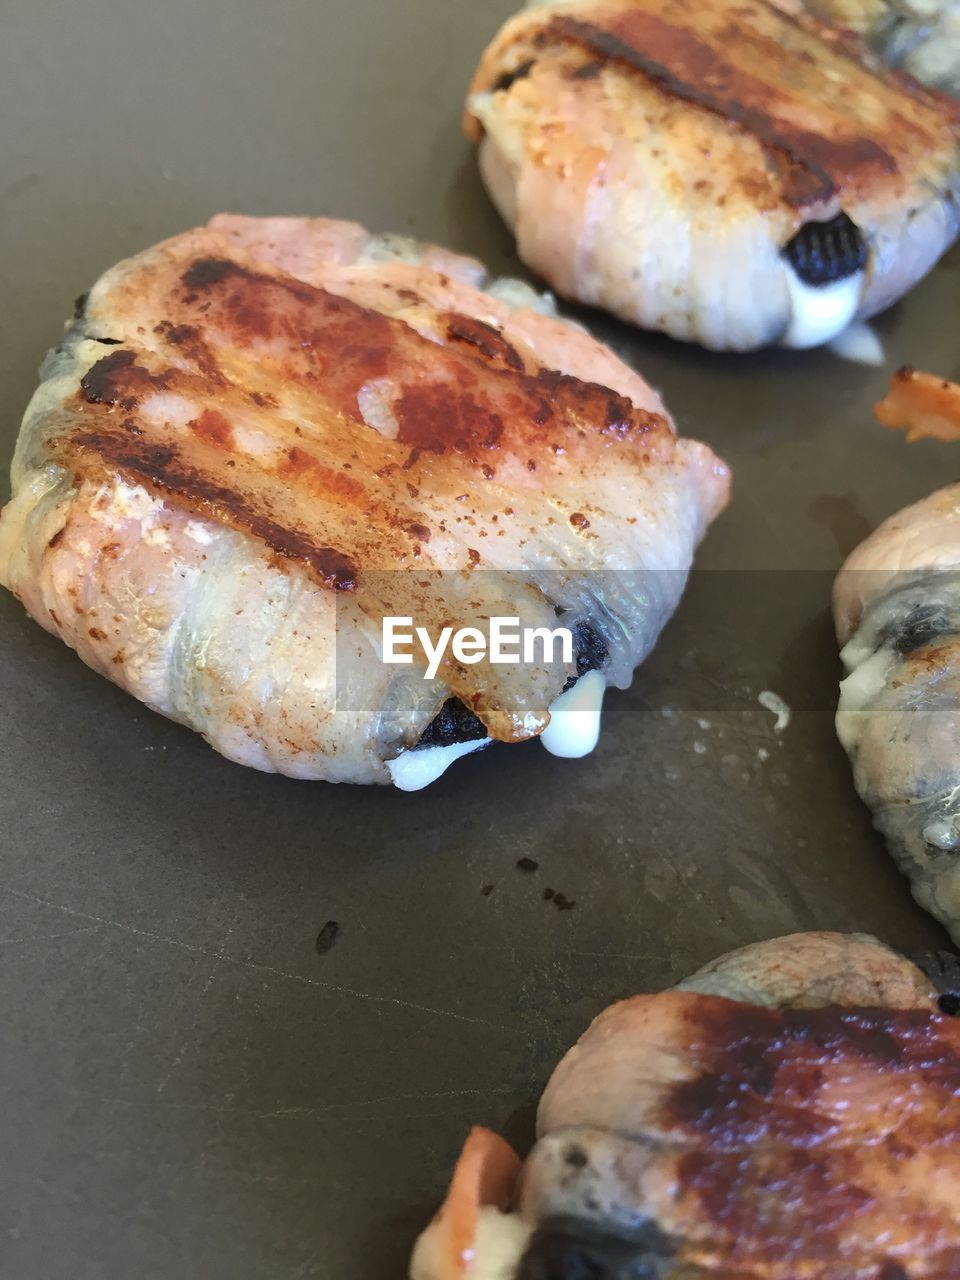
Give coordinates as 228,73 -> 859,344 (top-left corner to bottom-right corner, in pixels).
836,366 -> 960,943
0,216 -> 729,789
466,0 -> 960,351
412,932 -> 960,1279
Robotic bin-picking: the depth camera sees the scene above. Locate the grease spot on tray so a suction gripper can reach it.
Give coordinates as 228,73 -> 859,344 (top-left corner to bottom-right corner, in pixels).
315,920 -> 341,955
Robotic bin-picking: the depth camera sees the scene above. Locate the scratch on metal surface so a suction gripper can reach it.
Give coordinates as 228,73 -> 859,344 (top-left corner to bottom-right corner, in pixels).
1,886 -> 515,1032
156,926 -> 234,1095
566,948 -> 664,963
91,1090 -> 517,1125
2,887 -> 206,954
247,957 -> 515,1031
0,926 -> 100,946
257,1085 -> 519,1120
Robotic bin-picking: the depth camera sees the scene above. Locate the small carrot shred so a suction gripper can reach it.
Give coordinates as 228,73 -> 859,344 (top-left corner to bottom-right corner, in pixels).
432,1127 -> 521,1279
875,366 -> 960,443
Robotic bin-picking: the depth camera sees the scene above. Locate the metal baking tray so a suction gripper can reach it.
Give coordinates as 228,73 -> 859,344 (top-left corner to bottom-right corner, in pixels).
1,2 -> 957,1276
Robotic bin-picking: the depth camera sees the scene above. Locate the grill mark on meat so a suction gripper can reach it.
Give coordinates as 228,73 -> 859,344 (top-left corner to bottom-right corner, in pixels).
546,10 -> 901,206
163,323 -> 199,345
175,257 -> 669,464
153,318 -> 227,385
81,350 -> 174,409
444,314 -> 526,372
181,257 -> 236,290
662,999 -> 960,1265
59,429 -> 358,590
52,249 -> 673,623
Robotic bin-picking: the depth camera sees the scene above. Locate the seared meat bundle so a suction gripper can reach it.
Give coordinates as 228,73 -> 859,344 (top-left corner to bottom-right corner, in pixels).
465,0 -> 960,351
795,0 -> 960,96
836,367 -> 960,941
412,932 -> 960,1279
0,215 -> 728,788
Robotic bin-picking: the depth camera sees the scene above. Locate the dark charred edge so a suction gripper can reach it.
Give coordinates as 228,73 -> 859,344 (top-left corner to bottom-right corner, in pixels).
560,619 -> 610,692
493,58 -> 535,93
885,603 -> 956,657
80,350 -> 139,404
73,292 -> 89,320
61,430 -> 358,591
517,1215 -> 679,1280
445,314 -> 525,372
547,14 -> 841,207
181,257 -> 238,290
574,619 -> 609,677
782,212 -> 868,286
910,951 -> 960,1016
414,698 -> 488,750
535,369 -> 650,439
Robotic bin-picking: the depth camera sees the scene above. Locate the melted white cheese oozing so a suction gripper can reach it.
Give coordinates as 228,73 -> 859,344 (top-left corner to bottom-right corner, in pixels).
540,671 -> 606,759
410,1208 -> 531,1280
922,815 -> 960,853
388,738 -> 491,792
828,321 -> 885,367
781,268 -> 864,350
836,645 -> 898,752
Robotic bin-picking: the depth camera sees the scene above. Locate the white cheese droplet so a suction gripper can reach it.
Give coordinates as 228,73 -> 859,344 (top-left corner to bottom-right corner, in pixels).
758,690 -> 791,734
781,268 -> 863,350
828,321 -> 885,367
836,646 -> 897,752
923,816 -> 960,852
540,670 -> 606,759
388,738 -> 491,791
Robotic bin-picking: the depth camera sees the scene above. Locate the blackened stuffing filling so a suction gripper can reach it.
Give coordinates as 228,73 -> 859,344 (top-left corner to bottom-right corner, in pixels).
783,212 -> 867,287
517,1215 -> 678,1280
414,620 -> 609,749
887,603 -> 954,656
415,698 -> 488,749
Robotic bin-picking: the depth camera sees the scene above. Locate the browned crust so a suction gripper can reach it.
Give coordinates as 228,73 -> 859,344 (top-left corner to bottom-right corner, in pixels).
547,11 -> 888,206
49,254 -> 673,595
470,0 -> 960,211
61,425 -> 360,590
664,995 -> 960,1272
